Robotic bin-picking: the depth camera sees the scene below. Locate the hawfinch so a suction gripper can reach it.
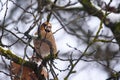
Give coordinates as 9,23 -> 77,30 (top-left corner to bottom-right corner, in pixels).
33,22 -> 57,59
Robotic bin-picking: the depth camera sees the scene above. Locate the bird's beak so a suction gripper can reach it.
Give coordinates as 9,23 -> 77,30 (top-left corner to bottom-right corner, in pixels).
45,26 -> 51,32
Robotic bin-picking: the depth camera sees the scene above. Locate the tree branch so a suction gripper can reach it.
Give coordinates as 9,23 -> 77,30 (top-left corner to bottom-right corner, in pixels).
78,0 -> 120,46
0,46 -> 38,73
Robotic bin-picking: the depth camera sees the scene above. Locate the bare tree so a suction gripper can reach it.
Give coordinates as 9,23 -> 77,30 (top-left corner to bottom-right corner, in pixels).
0,0 -> 120,80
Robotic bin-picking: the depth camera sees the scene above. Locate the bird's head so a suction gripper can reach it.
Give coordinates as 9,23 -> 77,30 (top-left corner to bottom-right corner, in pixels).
40,22 -> 52,32
34,22 -> 52,38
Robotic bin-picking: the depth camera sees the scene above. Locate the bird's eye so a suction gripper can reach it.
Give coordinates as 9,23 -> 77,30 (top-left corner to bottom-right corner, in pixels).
48,26 -> 51,28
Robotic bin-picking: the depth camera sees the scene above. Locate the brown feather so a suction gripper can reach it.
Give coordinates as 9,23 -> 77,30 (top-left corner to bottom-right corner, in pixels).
33,22 -> 57,58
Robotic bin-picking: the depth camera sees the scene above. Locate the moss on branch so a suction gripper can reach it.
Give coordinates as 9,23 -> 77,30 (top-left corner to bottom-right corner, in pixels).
78,0 -> 120,46
0,46 -> 37,70
79,0 -> 104,19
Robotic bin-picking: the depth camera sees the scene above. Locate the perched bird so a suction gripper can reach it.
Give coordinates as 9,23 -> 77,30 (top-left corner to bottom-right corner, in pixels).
10,22 -> 57,80
33,22 -> 57,59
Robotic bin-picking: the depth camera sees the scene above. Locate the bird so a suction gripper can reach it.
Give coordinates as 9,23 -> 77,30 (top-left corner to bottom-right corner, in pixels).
33,21 -> 57,60
10,22 -> 57,80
